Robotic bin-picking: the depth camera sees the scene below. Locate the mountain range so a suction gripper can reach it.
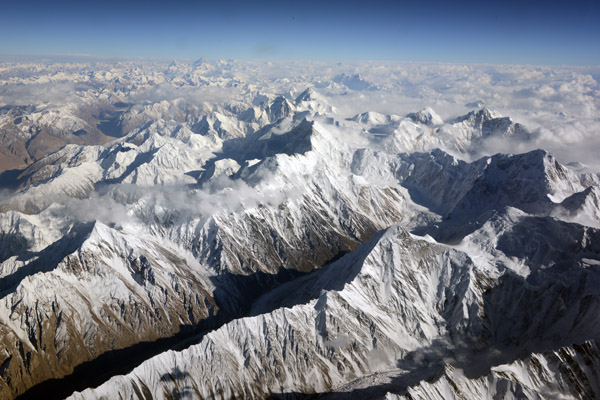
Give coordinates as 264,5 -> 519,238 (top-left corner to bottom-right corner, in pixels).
0,59 -> 599,400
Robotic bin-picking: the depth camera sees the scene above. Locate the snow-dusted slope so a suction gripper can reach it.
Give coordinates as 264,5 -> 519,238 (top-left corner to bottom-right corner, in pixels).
554,185 -> 600,228
393,340 -> 600,400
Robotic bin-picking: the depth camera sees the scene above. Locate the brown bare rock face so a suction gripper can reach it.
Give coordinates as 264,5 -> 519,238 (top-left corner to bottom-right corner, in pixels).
0,103 -> 134,176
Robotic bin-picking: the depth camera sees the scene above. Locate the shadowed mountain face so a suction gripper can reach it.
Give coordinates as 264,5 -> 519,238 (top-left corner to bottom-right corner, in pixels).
1,59 -> 600,400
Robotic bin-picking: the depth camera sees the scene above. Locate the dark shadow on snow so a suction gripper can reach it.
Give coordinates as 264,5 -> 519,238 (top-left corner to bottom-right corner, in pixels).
0,223 -> 95,298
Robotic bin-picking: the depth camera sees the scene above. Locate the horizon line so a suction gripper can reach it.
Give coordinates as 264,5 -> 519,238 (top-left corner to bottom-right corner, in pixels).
0,53 -> 599,69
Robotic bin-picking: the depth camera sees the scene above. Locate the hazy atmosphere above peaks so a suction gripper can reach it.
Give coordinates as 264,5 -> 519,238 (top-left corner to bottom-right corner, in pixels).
1,0 -> 598,65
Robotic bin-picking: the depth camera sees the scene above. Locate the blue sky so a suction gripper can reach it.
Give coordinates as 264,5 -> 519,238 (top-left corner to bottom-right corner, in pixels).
1,0 -> 598,65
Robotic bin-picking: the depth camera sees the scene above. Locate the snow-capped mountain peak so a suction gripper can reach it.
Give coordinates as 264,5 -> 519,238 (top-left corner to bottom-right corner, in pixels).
406,107 -> 443,126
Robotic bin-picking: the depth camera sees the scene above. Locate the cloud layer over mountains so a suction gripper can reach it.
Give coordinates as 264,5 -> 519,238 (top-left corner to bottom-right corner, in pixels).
2,59 -> 597,167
